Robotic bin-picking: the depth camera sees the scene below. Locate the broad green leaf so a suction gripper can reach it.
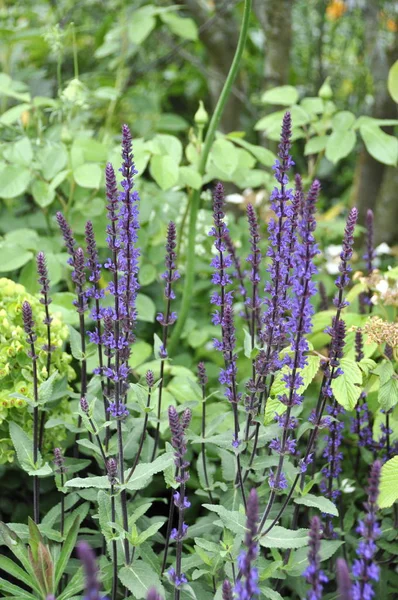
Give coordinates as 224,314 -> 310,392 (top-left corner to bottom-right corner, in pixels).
210,139 -> 239,175
0,103 -> 30,125
57,567 -> 84,600
138,264 -> 157,286
379,378 -> 398,412
360,124 -> 398,166
304,135 -> 328,156
261,86 -> 299,106
178,166 -> 202,190
331,358 -> 362,411
38,143 -> 68,180
31,180 -> 55,208
0,523 -> 37,581
55,516 -> 81,586
128,9 -> 156,45
259,526 -> 309,549
332,111 -> 356,130
294,493 -> 338,517
151,134 -> 183,164
325,129 -> 356,163
136,293 -> 156,323
388,59 -> 398,103
260,588 -> 284,600
0,243 -> 33,272
149,155 -> 179,190
160,12 -> 198,40
119,561 -> 164,599
3,138 -> 33,166
379,456 -> 398,508
73,163 -> 102,188
226,135 -> 276,167
255,106 -> 310,133
0,165 -> 31,199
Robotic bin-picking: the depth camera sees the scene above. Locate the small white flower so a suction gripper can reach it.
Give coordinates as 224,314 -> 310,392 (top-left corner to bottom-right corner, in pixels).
375,242 -> 391,256
375,279 -> 389,295
225,193 -> 244,205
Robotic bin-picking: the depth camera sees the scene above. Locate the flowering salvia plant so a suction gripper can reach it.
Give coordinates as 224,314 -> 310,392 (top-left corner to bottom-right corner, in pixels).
0,112 -> 397,600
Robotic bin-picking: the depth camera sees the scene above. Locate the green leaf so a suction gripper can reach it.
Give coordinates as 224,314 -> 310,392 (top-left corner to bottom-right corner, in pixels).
288,540 -> 344,576
149,155 -> 179,190
68,325 -> 83,360
38,371 -> 59,405
73,163 -> 102,188
202,504 -> 247,535
304,135 -> 328,156
226,135 -> 276,167
139,264 -> 157,286
3,138 -> 33,166
0,103 -> 30,125
294,493 -> 338,517
31,180 -> 55,208
331,358 -> 362,411
261,86 -> 299,106
135,521 -> 163,545
210,139 -> 239,175
388,59 -> 398,103
360,124 -> 398,166
332,111 -> 356,130
379,456 -> 398,508
55,516 -> 81,586
119,561 -> 164,599
57,567 -> 84,600
160,12 -> 198,41
0,577 -> 37,600
260,588 -> 284,600
0,243 -> 33,272
136,293 -> 156,323
125,453 -> 174,491
128,9 -> 156,45
0,556 -> 37,593
38,143 -> 68,180
0,165 -> 31,199
0,522 -> 37,581
178,166 -> 202,190
9,422 -> 35,471
259,527 -> 309,549
325,129 -> 356,163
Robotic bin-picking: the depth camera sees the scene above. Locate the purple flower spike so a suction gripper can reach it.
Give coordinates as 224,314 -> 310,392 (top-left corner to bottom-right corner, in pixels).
37,252 -> 52,308
106,458 -> 118,485
56,212 -> 76,264
334,207 -> 358,308
352,461 -> 382,600
76,541 -> 105,600
146,370 -> 154,388
197,362 -> 207,387
85,222 -> 103,304
260,111 -> 296,370
22,301 -> 35,339
246,203 -> 261,336
147,588 -> 163,600
336,558 -> 353,600
157,221 -> 180,325
222,579 -> 233,600
53,448 -> 66,474
363,209 -> 375,274
303,516 -> 328,600
235,488 -> 260,600
168,405 -> 190,480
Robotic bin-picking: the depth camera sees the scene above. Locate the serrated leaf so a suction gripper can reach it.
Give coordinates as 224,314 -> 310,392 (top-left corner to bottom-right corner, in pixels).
259,527 -> 309,549
68,325 -> 83,360
294,493 -> 338,517
135,521 -> 163,545
288,540 -> 344,576
331,358 -> 362,411
38,371 -> 59,405
55,516 -> 81,586
202,504 -> 247,535
119,562 -> 164,599
379,456 -> 398,508
9,422 -> 36,471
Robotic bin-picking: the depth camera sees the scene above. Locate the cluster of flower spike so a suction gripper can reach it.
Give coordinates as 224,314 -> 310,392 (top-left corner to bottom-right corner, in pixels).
234,488 -> 260,600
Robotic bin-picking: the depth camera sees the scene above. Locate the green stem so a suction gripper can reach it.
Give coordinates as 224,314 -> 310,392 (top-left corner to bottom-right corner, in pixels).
168,0 -> 252,354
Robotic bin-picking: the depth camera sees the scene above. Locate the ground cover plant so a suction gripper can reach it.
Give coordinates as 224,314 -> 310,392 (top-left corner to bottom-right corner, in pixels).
0,2 -> 397,600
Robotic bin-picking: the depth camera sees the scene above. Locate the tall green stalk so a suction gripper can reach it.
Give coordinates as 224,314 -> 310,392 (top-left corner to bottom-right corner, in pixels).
168,0 -> 252,354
